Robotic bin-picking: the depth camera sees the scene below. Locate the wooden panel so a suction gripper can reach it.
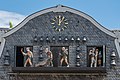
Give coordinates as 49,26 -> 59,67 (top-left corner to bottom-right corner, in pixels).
12,67 -> 106,73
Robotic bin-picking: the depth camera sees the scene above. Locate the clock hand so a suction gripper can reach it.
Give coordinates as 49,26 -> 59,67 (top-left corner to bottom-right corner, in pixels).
58,15 -> 61,26
58,18 -> 61,26
61,16 -> 65,23
58,16 -> 65,26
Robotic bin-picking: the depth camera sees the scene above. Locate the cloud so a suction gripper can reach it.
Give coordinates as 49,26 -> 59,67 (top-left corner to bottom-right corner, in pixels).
0,10 -> 26,28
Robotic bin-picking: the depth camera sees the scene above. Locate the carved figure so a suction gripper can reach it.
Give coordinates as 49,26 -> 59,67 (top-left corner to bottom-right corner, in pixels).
60,47 -> 69,67
21,47 -> 33,67
89,48 -> 96,67
45,48 -> 53,67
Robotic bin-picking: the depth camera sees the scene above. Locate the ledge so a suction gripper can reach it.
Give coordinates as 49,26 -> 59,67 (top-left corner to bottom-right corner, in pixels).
12,67 -> 106,73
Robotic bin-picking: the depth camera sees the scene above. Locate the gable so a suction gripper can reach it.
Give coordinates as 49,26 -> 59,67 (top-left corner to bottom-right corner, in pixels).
2,5 -> 116,38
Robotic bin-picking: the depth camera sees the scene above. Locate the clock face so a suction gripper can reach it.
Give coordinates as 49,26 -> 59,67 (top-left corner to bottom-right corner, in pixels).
51,15 -> 68,31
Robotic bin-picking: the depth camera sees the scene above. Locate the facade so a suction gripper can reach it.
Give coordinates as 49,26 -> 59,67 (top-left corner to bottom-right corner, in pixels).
0,5 -> 120,80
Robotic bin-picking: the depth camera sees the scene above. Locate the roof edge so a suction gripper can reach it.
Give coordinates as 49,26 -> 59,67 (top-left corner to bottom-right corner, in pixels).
0,38 -> 5,57
2,5 -> 116,38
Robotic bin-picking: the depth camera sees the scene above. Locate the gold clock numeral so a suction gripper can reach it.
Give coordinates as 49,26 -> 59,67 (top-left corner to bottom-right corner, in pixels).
58,29 -> 61,32
55,28 -> 58,31
55,16 -> 58,20
65,22 -> 68,24
52,19 -> 55,21
64,19 -> 67,21
52,26 -> 55,28
62,28 -> 64,31
64,26 -> 67,28
62,16 -> 65,22
59,15 -> 61,19
51,23 -> 55,24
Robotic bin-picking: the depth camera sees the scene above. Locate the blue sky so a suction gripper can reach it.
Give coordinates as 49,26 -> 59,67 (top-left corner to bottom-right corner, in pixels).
0,0 -> 120,30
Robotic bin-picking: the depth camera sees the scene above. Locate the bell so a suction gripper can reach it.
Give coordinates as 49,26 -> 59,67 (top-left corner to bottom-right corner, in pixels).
40,36 -> 43,41
59,36 -> 62,41
4,60 -> 9,66
39,47 -> 43,52
5,50 -> 9,57
82,36 -> 87,42
77,55 -> 80,59
111,51 -> 116,57
46,36 -> 49,41
40,54 -> 43,58
111,60 -> 116,66
52,36 -> 55,41
76,62 -> 80,67
71,37 -> 74,41
65,37 -> 68,41
76,46 -> 80,51
34,36 -> 37,42
77,37 -> 80,41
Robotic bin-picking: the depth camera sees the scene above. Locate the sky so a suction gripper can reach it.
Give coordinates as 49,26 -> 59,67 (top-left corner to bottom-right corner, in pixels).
0,0 -> 120,30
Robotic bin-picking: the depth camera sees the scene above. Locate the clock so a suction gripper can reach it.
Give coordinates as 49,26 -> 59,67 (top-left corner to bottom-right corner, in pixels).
51,15 -> 68,31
